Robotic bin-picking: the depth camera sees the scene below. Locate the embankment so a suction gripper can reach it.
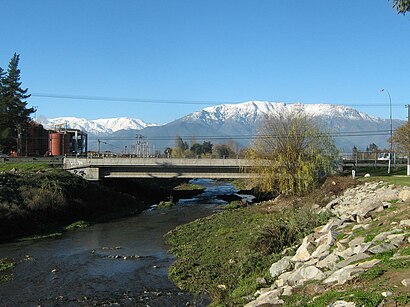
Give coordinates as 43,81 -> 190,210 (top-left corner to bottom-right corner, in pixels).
166,177 -> 410,306
0,170 -> 203,242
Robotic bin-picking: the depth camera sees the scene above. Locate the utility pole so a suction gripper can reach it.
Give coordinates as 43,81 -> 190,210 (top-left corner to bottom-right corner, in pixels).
407,104 -> 410,176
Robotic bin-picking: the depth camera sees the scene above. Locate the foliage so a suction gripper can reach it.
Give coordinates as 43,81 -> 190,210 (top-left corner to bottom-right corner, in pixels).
0,54 -> 34,154
366,143 -> 379,152
391,0 -> 410,14
247,110 -> 337,195
213,143 -> 236,158
172,135 -> 190,157
0,168 -> 140,242
391,122 -> 410,155
190,141 -> 213,156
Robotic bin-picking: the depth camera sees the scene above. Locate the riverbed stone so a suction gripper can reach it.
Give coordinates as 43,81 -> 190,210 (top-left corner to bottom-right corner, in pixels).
269,256 -> 293,279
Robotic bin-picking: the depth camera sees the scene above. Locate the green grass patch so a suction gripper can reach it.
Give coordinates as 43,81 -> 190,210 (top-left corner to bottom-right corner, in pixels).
395,294 -> 410,305
157,201 -> 175,209
358,267 -> 386,281
165,206 -> 331,305
300,289 -> 384,307
173,183 -> 205,191
0,258 -> 16,283
0,258 -> 15,272
65,220 -> 90,230
223,200 -> 246,210
364,234 -> 376,243
18,232 -> 63,241
0,163 -> 56,172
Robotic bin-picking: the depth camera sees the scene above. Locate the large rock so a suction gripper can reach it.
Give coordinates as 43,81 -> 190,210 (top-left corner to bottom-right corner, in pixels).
335,253 -> 370,269
399,189 -> 410,202
399,219 -> 410,228
292,235 -> 316,262
286,265 -> 326,286
354,199 -> 383,218
245,288 -> 283,307
269,256 -> 293,279
323,259 -> 380,285
316,253 -> 340,270
368,243 -> 395,254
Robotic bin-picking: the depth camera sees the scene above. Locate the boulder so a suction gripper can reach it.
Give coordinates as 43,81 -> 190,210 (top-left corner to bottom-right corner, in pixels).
355,199 -> 383,218
399,190 -> 410,202
368,243 -> 395,254
323,259 -> 380,285
292,235 -> 316,262
399,219 -> 410,228
286,265 -> 326,286
316,253 -> 340,270
335,253 -> 370,269
269,256 -> 293,279
245,288 -> 283,307
386,233 -> 406,246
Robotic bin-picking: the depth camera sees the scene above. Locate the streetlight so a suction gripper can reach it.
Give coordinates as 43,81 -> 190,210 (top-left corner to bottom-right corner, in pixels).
380,89 -> 393,174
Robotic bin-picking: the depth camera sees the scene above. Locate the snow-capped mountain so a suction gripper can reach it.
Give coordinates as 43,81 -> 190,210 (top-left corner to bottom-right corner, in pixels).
39,117 -> 158,135
184,101 -> 381,125
136,101 -> 403,151
38,101 -> 405,152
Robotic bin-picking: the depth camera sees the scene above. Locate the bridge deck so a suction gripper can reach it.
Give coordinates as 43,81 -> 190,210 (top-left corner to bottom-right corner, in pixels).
64,157 -> 254,180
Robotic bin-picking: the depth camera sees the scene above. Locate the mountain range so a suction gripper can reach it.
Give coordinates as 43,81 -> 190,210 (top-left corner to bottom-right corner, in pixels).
39,101 -> 405,153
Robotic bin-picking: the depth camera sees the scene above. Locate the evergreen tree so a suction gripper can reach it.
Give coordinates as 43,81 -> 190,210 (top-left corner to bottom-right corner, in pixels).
0,53 -> 34,154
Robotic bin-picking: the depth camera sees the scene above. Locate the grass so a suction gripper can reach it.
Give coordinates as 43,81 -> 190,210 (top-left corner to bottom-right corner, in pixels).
64,220 -> 90,230
173,183 -> 206,191
0,163 -> 56,172
0,258 -> 16,283
157,200 -> 175,209
165,205 -> 331,306
223,200 -> 247,210
18,232 -> 63,241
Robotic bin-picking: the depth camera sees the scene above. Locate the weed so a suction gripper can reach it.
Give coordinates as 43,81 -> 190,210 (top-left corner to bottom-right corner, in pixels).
395,294 -> 410,305
65,220 -> 89,230
157,201 -> 175,209
358,267 -> 386,280
224,200 -> 246,210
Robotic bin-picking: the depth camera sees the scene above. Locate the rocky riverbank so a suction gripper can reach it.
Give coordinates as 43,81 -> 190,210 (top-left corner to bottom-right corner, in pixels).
246,181 -> 410,306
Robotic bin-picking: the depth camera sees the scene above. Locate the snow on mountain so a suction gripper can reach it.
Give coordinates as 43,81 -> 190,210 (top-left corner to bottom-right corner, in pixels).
39,117 -> 158,135
184,101 -> 381,125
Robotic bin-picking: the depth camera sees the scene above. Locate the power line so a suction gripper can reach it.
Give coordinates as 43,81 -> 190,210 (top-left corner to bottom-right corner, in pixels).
31,92 -> 406,108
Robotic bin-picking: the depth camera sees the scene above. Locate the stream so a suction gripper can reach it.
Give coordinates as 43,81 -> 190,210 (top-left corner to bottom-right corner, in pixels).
0,179 -> 254,306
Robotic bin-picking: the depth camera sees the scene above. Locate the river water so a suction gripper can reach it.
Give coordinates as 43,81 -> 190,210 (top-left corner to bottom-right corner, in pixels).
0,179 -> 253,306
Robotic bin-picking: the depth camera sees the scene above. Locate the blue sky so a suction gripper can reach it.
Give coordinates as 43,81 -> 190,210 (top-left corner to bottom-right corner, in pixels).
1,0 -> 409,123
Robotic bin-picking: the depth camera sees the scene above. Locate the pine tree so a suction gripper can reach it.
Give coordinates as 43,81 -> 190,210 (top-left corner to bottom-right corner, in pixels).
0,53 -> 34,154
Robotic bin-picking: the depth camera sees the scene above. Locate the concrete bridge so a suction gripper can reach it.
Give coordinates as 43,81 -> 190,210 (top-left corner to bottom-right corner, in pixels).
63,157 -> 254,181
